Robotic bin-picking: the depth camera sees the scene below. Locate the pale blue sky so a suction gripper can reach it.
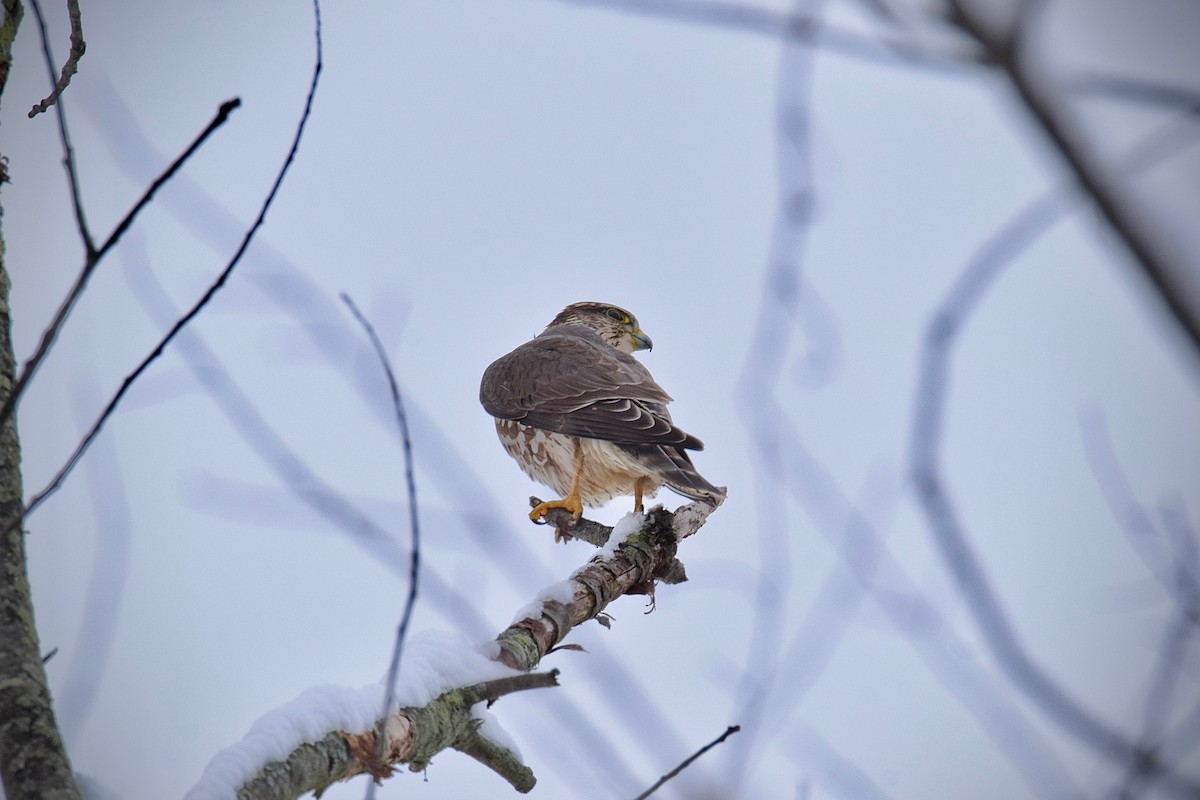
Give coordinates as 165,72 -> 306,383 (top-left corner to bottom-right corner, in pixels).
3,1 -> 1199,798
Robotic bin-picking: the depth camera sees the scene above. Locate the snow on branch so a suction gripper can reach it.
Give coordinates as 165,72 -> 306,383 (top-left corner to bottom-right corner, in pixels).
186,497 -> 723,799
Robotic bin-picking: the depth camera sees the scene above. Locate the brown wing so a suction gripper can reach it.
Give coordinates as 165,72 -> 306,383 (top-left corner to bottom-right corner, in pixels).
619,442 -> 727,502
480,327 -> 704,450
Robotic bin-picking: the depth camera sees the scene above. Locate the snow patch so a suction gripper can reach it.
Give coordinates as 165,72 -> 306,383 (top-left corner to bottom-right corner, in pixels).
598,511 -> 644,558
472,701 -> 523,762
185,630 -> 520,800
509,579 -> 578,625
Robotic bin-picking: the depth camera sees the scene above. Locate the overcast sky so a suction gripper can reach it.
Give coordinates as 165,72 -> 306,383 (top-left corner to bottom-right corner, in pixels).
3,1 -> 1199,798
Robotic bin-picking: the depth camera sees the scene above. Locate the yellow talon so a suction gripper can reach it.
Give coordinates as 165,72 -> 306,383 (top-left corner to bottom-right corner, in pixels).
529,491 -> 583,522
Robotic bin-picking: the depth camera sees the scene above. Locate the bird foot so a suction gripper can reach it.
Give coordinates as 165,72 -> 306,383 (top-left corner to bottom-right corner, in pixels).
529,496 -> 583,523
529,496 -> 583,543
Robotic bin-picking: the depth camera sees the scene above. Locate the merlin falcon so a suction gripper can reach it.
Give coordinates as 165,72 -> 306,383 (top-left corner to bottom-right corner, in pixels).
480,301 -> 726,524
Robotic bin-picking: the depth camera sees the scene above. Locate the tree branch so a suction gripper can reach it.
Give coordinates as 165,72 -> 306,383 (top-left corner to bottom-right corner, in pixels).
27,0 -> 83,118
550,0 -> 985,69
203,498 -> 722,799
0,97 -> 240,430
909,96 -> 1200,799
495,499 -> 721,671
949,0 -> 1200,367
341,293 -> 424,800
14,0 -> 322,524
633,724 -> 741,800
28,0 -> 91,253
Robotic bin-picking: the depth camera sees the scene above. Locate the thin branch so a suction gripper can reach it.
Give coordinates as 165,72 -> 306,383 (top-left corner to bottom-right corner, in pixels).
1078,405 -> 1200,621
16,0 -> 322,524
908,111 -> 1200,797
28,0 -> 91,252
632,724 -> 741,800
949,0 -> 1200,366
1069,73 -> 1200,116
0,97 -> 240,430
769,411 -> 1080,798
549,0 -> 985,70
341,293 -> 423,800
27,0 -> 83,118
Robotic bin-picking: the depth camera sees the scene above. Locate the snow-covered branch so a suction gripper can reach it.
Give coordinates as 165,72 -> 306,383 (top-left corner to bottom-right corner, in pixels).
188,498 -> 723,799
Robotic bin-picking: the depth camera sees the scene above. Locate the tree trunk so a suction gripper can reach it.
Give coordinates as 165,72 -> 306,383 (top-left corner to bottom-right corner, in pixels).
0,2 -> 82,796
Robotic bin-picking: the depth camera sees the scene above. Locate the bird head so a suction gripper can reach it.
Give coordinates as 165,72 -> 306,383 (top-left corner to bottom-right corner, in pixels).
546,301 -> 653,354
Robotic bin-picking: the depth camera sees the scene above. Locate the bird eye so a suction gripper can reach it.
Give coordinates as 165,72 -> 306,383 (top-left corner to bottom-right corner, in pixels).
606,308 -> 627,323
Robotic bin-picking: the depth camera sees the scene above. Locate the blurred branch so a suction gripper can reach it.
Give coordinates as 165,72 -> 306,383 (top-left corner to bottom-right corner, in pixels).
226,499 -> 722,797
770,411 -> 1079,797
27,0 -> 83,118
948,0 -> 1200,366
550,0 -> 985,69
910,113 -> 1200,797
0,97 -> 240,430
15,0 -> 323,524
56,378 -> 132,736
633,724 -> 741,800
724,1 -> 821,789
1079,405 -> 1200,622
1069,73 -> 1200,116
341,294 -> 424,800
790,722 -> 897,800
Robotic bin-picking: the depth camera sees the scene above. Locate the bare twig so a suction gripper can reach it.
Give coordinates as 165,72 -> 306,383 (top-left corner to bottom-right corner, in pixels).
0,97 -> 240,430
16,0 -> 322,524
27,0 -> 83,118
632,724 -> 741,800
28,0 -> 91,252
341,294 -> 424,800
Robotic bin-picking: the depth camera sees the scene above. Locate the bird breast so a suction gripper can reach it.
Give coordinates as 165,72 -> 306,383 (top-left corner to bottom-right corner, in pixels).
494,419 -> 661,506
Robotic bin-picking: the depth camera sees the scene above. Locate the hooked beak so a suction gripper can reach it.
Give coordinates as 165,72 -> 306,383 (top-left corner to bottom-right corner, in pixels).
630,329 -> 653,352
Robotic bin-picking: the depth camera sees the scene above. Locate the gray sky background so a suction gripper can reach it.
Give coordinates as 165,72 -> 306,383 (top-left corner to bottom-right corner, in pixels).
3,1 -> 1199,798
